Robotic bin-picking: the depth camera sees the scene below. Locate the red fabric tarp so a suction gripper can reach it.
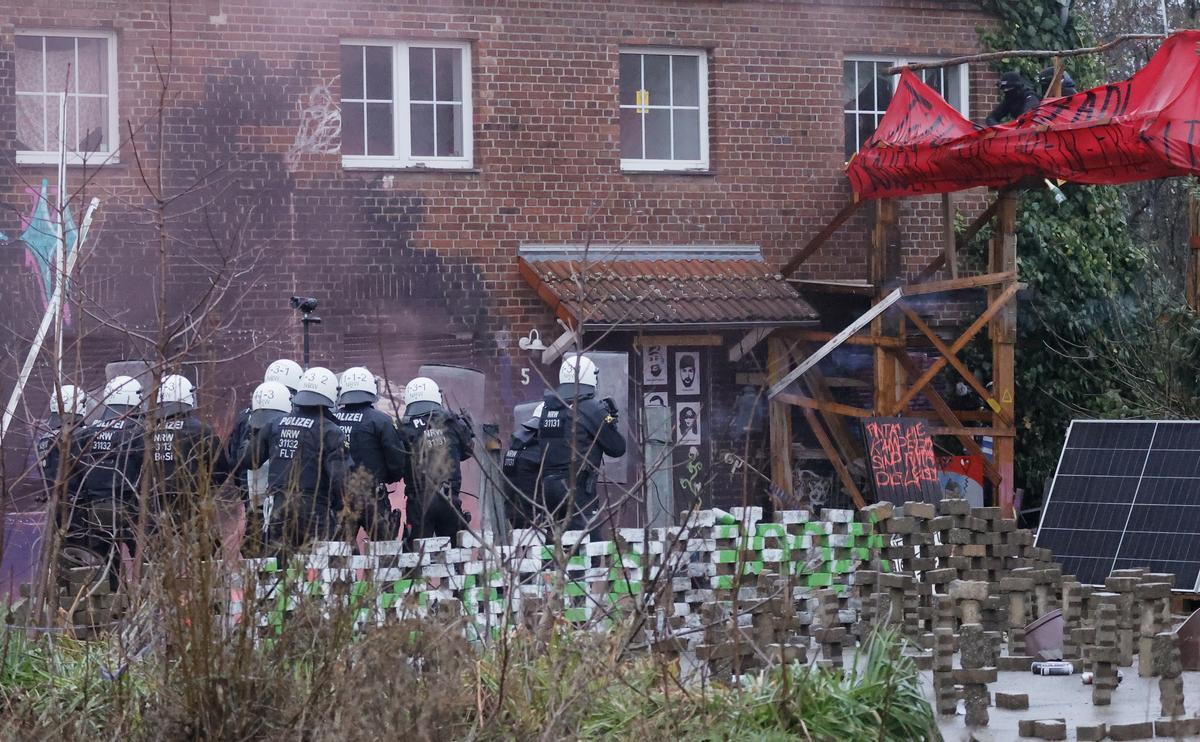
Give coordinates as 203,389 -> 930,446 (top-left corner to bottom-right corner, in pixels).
847,31 -> 1200,200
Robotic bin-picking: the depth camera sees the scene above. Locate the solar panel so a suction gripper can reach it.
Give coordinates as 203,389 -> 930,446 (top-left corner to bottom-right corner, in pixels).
1035,420 -> 1200,590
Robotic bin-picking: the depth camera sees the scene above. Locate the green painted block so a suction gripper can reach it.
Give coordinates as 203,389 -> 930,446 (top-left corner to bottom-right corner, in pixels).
806,572 -> 833,587
804,522 -> 831,535
462,575 -> 476,590
418,592 -> 429,606
847,522 -> 868,536
741,561 -> 764,575
712,549 -> 741,564
756,523 -> 787,538
866,535 -> 886,548
568,556 -> 587,569
565,581 -> 588,597
831,560 -> 854,574
611,580 -> 643,595
832,584 -> 848,595
713,525 -> 741,539
851,547 -> 871,561
714,575 -> 736,590
381,593 -> 398,609
564,607 -> 589,622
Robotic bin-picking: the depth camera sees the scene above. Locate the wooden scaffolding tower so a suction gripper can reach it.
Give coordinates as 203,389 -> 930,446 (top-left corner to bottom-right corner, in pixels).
767,189 -> 1021,517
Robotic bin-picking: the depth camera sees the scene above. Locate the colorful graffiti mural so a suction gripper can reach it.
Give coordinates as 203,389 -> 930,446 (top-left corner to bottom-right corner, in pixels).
11,178 -> 79,320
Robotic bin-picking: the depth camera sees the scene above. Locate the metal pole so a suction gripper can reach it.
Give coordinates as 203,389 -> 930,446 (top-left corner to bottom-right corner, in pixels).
302,317 -> 311,369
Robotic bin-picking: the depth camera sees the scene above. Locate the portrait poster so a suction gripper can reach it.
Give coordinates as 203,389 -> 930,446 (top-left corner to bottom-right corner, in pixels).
676,402 -> 701,445
675,351 -> 700,396
643,345 -> 667,386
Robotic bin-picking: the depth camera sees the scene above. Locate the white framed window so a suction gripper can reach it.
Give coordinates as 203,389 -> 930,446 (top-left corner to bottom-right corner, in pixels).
619,48 -> 708,172
340,40 -> 473,170
15,30 -> 119,165
843,56 -> 969,158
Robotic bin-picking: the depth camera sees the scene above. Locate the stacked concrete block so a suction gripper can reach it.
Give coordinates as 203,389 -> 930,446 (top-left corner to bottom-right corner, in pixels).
1153,631 -> 1185,718
1136,577 -> 1173,678
1089,597 -> 1121,706
955,623 -> 997,727
1000,572 -> 1034,656
932,627 -> 958,715
1061,578 -> 1085,660
1104,571 -> 1139,667
812,588 -> 846,668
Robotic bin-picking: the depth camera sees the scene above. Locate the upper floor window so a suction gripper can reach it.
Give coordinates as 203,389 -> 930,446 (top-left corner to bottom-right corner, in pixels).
843,58 -> 968,158
15,31 -> 118,165
619,48 -> 709,172
340,41 -> 472,169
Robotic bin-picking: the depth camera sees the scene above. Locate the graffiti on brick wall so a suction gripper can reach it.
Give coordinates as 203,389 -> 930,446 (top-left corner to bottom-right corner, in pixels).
286,80 -> 341,170
9,178 -> 78,321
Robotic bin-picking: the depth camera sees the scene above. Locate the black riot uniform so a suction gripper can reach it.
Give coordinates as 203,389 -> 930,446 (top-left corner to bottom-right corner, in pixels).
536,383 -> 626,533
336,403 -> 407,541
502,413 -> 544,530
227,406 -> 289,556
1038,67 -> 1077,98
67,413 -> 146,579
149,410 -> 226,518
399,408 -> 474,541
253,405 -> 346,552
986,72 -> 1040,126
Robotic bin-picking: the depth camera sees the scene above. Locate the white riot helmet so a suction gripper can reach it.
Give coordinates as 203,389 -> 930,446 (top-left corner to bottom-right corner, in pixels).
50,385 -> 89,418
338,366 -> 378,405
521,401 -> 545,431
292,366 -> 338,408
559,353 -> 599,387
264,359 -> 304,391
403,376 -> 442,416
157,374 -> 196,416
250,381 -> 292,427
102,375 -> 142,409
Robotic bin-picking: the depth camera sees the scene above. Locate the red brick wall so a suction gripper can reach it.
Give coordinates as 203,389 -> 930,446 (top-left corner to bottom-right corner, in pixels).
0,0 -> 997,463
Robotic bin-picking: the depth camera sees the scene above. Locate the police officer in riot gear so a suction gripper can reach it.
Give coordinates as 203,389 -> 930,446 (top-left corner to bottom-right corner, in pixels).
252,366 -> 346,553
537,354 -> 626,534
230,381 -> 292,556
336,367 -> 407,541
150,374 -> 226,519
69,377 -> 146,582
986,71 -> 1040,126
398,377 -> 474,541
222,359 -> 302,487
502,402 -> 544,530
36,385 -> 90,496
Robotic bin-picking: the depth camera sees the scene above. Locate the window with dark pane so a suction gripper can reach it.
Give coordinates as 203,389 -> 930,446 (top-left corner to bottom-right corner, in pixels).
16,33 -> 114,157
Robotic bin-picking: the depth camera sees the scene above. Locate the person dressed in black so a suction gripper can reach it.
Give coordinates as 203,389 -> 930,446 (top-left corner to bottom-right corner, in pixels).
398,376 -> 474,542
985,71 -> 1040,126
36,384 -> 90,500
536,354 -> 626,534
68,376 -> 145,585
149,374 -> 226,524
502,402 -> 545,530
227,380 -> 292,556
221,359 -> 302,486
252,366 -> 347,554
335,366 -> 407,541
1038,67 -> 1077,98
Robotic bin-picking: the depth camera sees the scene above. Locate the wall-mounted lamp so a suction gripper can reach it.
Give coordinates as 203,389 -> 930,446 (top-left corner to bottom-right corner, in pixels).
518,328 -> 547,351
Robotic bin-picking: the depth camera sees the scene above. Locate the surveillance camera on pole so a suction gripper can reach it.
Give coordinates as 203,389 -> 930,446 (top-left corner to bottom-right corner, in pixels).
290,296 -> 321,369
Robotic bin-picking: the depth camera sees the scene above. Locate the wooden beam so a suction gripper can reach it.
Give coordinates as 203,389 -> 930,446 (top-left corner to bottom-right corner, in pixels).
901,270 -> 1017,297
541,329 -> 579,364
767,288 -> 903,399
928,425 -> 1016,438
942,193 -> 958,280
870,199 -> 903,415
632,334 -> 724,348
780,198 -> 864,278
801,408 -> 867,509
774,391 -> 874,419
786,329 -> 904,349
1189,194 -> 1200,311
891,282 -> 1020,414
786,341 -> 866,464
884,33 -> 1165,74
890,349 -> 1002,486
728,327 -> 775,362
991,193 -> 1019,518
914,254 -> 947,283
896,300 -> 1013,426
767,338 -> 794,497
957,194 -> 1004,247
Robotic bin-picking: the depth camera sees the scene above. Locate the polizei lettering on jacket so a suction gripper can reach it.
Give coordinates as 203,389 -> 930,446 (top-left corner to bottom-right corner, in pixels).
280,416 -> 315,428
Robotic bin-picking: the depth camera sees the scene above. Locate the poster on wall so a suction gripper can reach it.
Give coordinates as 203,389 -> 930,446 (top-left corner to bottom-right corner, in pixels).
644,391 -> 668,408
676,402 -> 701,445
675,351 -> 700,396
643,345 -> 667,386
862,416 -> 941,505
937,454 -> 986,508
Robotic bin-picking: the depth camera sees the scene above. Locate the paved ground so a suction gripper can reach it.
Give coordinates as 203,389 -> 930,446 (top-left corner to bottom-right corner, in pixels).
928,656 -> 1200,740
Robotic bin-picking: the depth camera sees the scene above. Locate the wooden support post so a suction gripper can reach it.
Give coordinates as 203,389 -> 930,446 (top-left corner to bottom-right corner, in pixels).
781,198 -> 864,278
990,193 -> 1019,517
1189,194 -> 1200,311
801,408 -> 867,509
870,199 -> 902,414
942,193 -> 958,279
767,337 -> 794,498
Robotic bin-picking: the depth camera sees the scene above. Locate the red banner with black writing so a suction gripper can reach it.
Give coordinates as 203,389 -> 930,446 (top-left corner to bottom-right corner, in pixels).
863,417 -> 942,505
847,31 -> 1200,200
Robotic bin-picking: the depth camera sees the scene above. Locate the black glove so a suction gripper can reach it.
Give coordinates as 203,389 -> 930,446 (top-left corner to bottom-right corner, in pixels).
602,397 -> 619,423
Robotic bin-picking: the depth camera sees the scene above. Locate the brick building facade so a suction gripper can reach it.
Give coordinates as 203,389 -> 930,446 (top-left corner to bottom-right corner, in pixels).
0,0 -> 997,512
